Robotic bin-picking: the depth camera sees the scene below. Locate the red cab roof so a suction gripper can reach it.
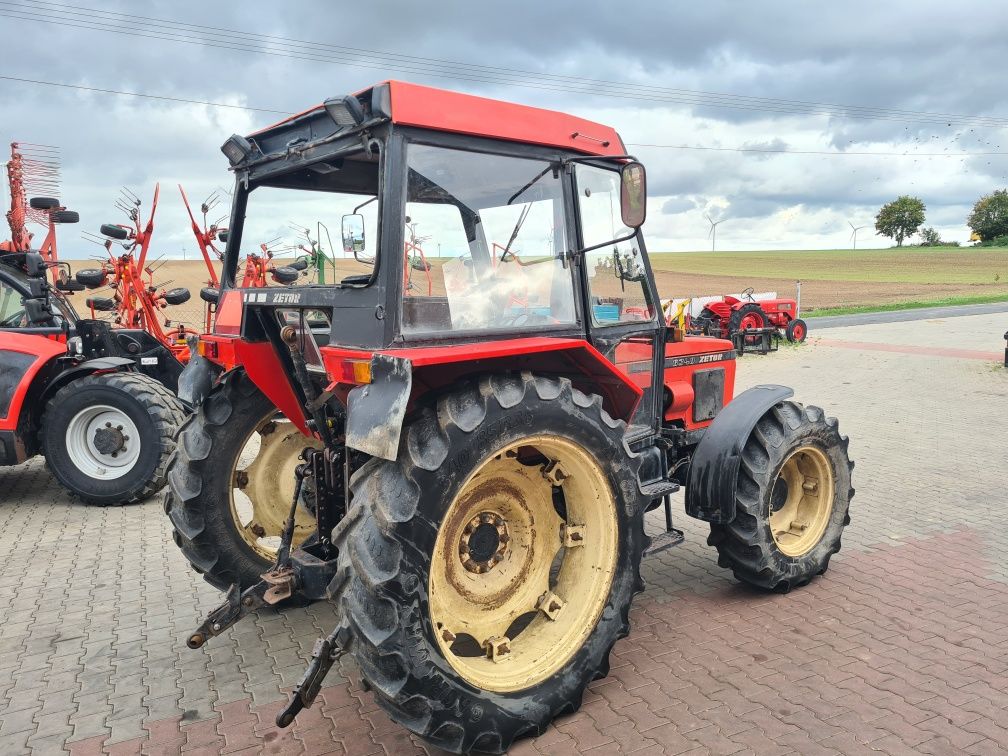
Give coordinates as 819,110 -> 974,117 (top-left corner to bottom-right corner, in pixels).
251,81 -> 626,157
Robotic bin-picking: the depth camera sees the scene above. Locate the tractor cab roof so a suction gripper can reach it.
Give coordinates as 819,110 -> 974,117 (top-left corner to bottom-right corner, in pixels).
239,81 -> 626,168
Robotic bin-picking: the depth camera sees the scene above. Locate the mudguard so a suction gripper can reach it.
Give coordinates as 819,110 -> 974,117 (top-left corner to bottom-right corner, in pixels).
177,336 -> 220,408
345,354 -> 412,461
685,384 -> 793,524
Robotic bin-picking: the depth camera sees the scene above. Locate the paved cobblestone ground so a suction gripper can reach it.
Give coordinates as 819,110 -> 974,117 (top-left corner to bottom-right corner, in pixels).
1,312 -> 1005,755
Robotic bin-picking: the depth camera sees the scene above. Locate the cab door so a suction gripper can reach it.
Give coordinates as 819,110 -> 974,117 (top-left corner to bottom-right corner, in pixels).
573,163 -> 663,439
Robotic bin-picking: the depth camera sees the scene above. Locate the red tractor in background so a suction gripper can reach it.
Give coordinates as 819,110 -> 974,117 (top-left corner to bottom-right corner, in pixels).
165,82 -> 853,754
0,251 -> 184,504
692,286 -> 808,350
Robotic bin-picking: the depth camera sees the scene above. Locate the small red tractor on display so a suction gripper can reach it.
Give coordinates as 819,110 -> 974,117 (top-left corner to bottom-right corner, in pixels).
75,185 -> 194,378
165,82 -> 854,754
692,287 -> 808,352
0,251 -> 184,504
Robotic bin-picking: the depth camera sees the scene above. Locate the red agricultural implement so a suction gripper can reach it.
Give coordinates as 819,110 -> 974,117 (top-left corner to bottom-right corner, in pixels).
692,287 -> 808,353
2,142 -> 83,292
76,185 -> 195,364
165,81 -> 854,754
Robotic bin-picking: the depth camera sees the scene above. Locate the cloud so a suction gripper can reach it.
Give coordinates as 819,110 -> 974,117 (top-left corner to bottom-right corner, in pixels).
2,0 -> 1007,255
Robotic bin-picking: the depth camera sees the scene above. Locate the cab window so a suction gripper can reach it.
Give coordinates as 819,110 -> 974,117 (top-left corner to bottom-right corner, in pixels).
575,164 -> 653,326
401,144 -> 576,335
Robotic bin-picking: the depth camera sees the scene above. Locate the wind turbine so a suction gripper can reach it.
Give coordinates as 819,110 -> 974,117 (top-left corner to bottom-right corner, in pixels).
706,214 -> 726,252
848,221 -> 868,250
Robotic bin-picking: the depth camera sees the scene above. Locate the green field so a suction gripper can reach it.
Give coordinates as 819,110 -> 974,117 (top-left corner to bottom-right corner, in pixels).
649,246 -> 1008,285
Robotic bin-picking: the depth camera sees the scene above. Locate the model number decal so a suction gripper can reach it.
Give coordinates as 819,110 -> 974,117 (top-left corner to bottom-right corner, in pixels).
665,350 -> 737,369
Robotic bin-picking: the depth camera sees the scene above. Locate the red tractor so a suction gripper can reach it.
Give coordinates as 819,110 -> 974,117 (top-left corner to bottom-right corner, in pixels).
0,251 -> 185,504
693,287 -> 808,348
166,82 -> 854,754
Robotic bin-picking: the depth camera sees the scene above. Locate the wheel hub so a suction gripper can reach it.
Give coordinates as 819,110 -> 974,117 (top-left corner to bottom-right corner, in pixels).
459,513 -> 508,573
429,435 -> 619,693
93,424 -> 126,455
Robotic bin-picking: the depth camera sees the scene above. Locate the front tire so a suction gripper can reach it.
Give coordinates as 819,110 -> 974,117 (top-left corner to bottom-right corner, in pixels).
330,373 -> 648,754
42,372 -> 185,505
707,400 -> 853,592
785,318 -> 808,343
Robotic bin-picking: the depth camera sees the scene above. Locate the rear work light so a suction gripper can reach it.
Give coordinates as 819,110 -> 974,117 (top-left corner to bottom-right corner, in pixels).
324,95 -> 366,127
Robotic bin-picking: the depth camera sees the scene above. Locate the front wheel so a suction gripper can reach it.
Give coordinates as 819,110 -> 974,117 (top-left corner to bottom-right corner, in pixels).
331,374 -> 648,754
785,318 -> 808,342
707,400 -> 853,592
42,372 -> 185,505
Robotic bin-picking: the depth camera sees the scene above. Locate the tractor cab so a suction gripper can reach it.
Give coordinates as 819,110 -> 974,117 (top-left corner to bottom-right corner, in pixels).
204,81 -> 735,447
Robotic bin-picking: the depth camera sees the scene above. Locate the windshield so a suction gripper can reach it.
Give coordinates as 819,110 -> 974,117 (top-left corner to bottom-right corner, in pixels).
401,144 -> 576,335
230,151 -> 380,288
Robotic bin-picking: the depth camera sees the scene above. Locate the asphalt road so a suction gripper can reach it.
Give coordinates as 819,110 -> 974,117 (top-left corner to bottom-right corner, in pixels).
805,300 -> 1008,329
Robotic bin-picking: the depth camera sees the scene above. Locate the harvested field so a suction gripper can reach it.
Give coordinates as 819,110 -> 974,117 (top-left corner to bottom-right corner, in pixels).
74,246 -> 1008,329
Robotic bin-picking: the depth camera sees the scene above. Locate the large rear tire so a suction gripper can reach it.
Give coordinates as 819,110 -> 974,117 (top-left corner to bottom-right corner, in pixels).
728,302 -> 767,345
330,373 -> 648,754
42,372 -> 185,505
165,370 -> 320,590
707,400 -> 853,592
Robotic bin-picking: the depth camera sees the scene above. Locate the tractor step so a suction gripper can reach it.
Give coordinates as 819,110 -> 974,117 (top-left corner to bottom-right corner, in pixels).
644,527 -> 685,557
640,479 -> 680,498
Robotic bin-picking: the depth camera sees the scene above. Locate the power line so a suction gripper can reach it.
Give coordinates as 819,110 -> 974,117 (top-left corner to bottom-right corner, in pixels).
4,0 -> 1008,129
625,142 -> 1006,157
0,74 -> 287,113
2,73 -> 1004,159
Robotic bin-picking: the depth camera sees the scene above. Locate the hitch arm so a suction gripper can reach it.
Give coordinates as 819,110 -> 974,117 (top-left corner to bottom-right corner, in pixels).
186,582 -> 269,649
276,623 -> 352,727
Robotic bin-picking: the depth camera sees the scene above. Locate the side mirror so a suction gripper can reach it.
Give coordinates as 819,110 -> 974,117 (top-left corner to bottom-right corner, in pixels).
24,298 -> 54,325
620,161 -> 647,229
341,214 -> 366,257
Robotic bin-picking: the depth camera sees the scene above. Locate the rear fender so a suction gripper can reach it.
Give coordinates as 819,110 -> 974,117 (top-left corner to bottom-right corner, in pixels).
685,384 -> 794,523
233,340 -> 310,433
334,339 -> 642,462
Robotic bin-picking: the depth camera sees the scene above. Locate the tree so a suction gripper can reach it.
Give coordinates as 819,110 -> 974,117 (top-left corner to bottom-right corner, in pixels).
967,189 -> 1008,242
919,226 -> 941,246
875,196 -> 926,247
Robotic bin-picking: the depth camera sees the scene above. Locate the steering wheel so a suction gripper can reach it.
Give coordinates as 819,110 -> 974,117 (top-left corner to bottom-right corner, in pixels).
0,310 -> 28,328
741,286 -> 755,301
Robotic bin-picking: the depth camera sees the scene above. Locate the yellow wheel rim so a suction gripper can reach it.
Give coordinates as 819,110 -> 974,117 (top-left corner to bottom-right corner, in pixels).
229,414 -> 321,562
429,435 -> 618,693
769,445 -> 835,557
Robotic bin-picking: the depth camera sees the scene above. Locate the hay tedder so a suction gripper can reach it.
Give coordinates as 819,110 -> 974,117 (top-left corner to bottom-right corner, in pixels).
166,82 -> 854,754
75,185 -> 194,384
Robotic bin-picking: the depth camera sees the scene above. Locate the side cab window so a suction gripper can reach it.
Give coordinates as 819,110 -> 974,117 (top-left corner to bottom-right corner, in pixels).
575,164 -> 653,326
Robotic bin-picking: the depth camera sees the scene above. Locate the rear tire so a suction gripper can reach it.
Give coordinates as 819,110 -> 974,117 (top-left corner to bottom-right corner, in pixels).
330,373 -> 648,754
707,400 -> 853,592
165,370 -> 319,590
728,303 -> 767,345
42,372 -> 185,505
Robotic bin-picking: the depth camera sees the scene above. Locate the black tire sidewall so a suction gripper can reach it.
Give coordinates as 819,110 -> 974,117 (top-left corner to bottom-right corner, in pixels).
172,377 -> 279,588
358,377 -> 646,748
754,419 -> 851,579
43,378 -> 162,504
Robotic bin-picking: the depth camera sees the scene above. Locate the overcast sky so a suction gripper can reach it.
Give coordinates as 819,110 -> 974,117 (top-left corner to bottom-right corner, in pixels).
3,0 -> 1008,258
